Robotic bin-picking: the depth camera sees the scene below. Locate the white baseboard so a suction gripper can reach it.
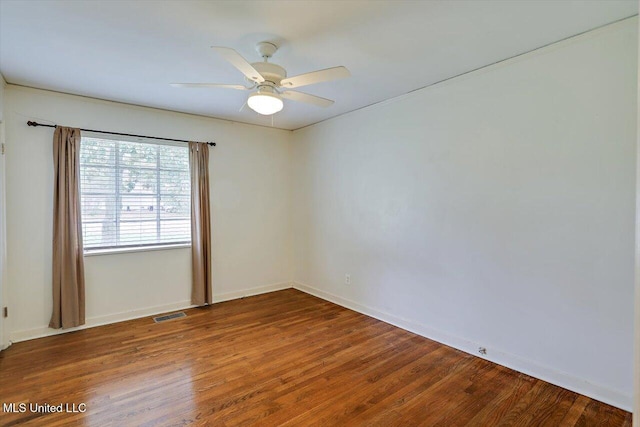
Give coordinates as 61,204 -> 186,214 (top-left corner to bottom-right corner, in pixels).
213,281 -> 293,303
9,300 -> 195,343
293,281 -> 632,412
9,281 -> 294,344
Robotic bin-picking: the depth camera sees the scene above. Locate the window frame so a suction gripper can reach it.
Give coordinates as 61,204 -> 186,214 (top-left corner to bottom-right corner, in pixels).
79,132 -> 192,254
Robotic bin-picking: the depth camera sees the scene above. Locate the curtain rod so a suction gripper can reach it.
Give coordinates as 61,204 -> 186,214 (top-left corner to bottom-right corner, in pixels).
26,121 -> 216,146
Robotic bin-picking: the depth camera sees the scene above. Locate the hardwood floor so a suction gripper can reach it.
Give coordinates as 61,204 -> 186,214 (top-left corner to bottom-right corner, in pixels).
0,289 -> 632,426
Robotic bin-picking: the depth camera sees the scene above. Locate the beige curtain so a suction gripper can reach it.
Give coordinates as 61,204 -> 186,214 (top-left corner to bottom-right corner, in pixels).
50,126 -> 85,329
189,142 -> 212,305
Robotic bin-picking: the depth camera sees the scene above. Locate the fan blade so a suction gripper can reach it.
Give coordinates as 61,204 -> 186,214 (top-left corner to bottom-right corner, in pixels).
280,66 -> 350,89
281,90 -> 334,107
211,47 -> 265,83
171,83 -> 251,90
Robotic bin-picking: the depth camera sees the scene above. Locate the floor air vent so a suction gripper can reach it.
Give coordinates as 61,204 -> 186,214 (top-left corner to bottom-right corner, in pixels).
153,312 -> 186,323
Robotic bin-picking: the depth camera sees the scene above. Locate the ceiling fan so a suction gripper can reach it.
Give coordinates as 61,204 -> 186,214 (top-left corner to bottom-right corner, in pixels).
171,41 -> 350,116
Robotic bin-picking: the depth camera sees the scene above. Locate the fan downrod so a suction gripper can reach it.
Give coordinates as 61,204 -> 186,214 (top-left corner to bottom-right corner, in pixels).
256,41 -> 278,60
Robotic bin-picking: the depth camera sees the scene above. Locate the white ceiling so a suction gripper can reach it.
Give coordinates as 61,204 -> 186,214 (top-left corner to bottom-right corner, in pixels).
0,0 -> 637,130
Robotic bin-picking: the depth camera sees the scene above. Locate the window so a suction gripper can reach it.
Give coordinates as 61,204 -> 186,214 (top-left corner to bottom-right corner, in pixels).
79,136 -> 191,251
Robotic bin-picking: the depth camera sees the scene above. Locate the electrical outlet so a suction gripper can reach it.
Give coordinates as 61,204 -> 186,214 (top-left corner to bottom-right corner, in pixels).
345,274 -> 351,285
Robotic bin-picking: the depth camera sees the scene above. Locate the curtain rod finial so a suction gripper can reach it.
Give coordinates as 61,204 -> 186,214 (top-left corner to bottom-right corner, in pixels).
27,121 -> 37,127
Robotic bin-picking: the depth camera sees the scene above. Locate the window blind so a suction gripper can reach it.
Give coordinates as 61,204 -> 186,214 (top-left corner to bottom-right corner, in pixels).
79,136 -> 191,250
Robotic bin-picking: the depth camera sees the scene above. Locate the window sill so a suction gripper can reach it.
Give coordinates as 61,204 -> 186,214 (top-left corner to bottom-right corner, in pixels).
84,243 -> 191,257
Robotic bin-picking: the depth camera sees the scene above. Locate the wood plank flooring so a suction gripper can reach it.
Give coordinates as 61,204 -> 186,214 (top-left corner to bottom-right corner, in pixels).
0,289 -> 632,426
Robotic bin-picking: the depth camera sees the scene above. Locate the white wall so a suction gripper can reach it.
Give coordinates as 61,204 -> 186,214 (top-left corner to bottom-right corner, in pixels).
5,86 -> 293,341
634,11 -> 640,427
292,18 -> 637,410
0,73 -> 7,350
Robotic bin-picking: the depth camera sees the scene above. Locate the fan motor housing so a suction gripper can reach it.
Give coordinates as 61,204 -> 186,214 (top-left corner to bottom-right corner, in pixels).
250,62 -> 286,86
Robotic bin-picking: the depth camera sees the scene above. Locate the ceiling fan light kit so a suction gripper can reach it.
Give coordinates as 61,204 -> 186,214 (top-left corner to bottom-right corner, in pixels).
172,41 -> 350,116
247,86 -> 284,115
